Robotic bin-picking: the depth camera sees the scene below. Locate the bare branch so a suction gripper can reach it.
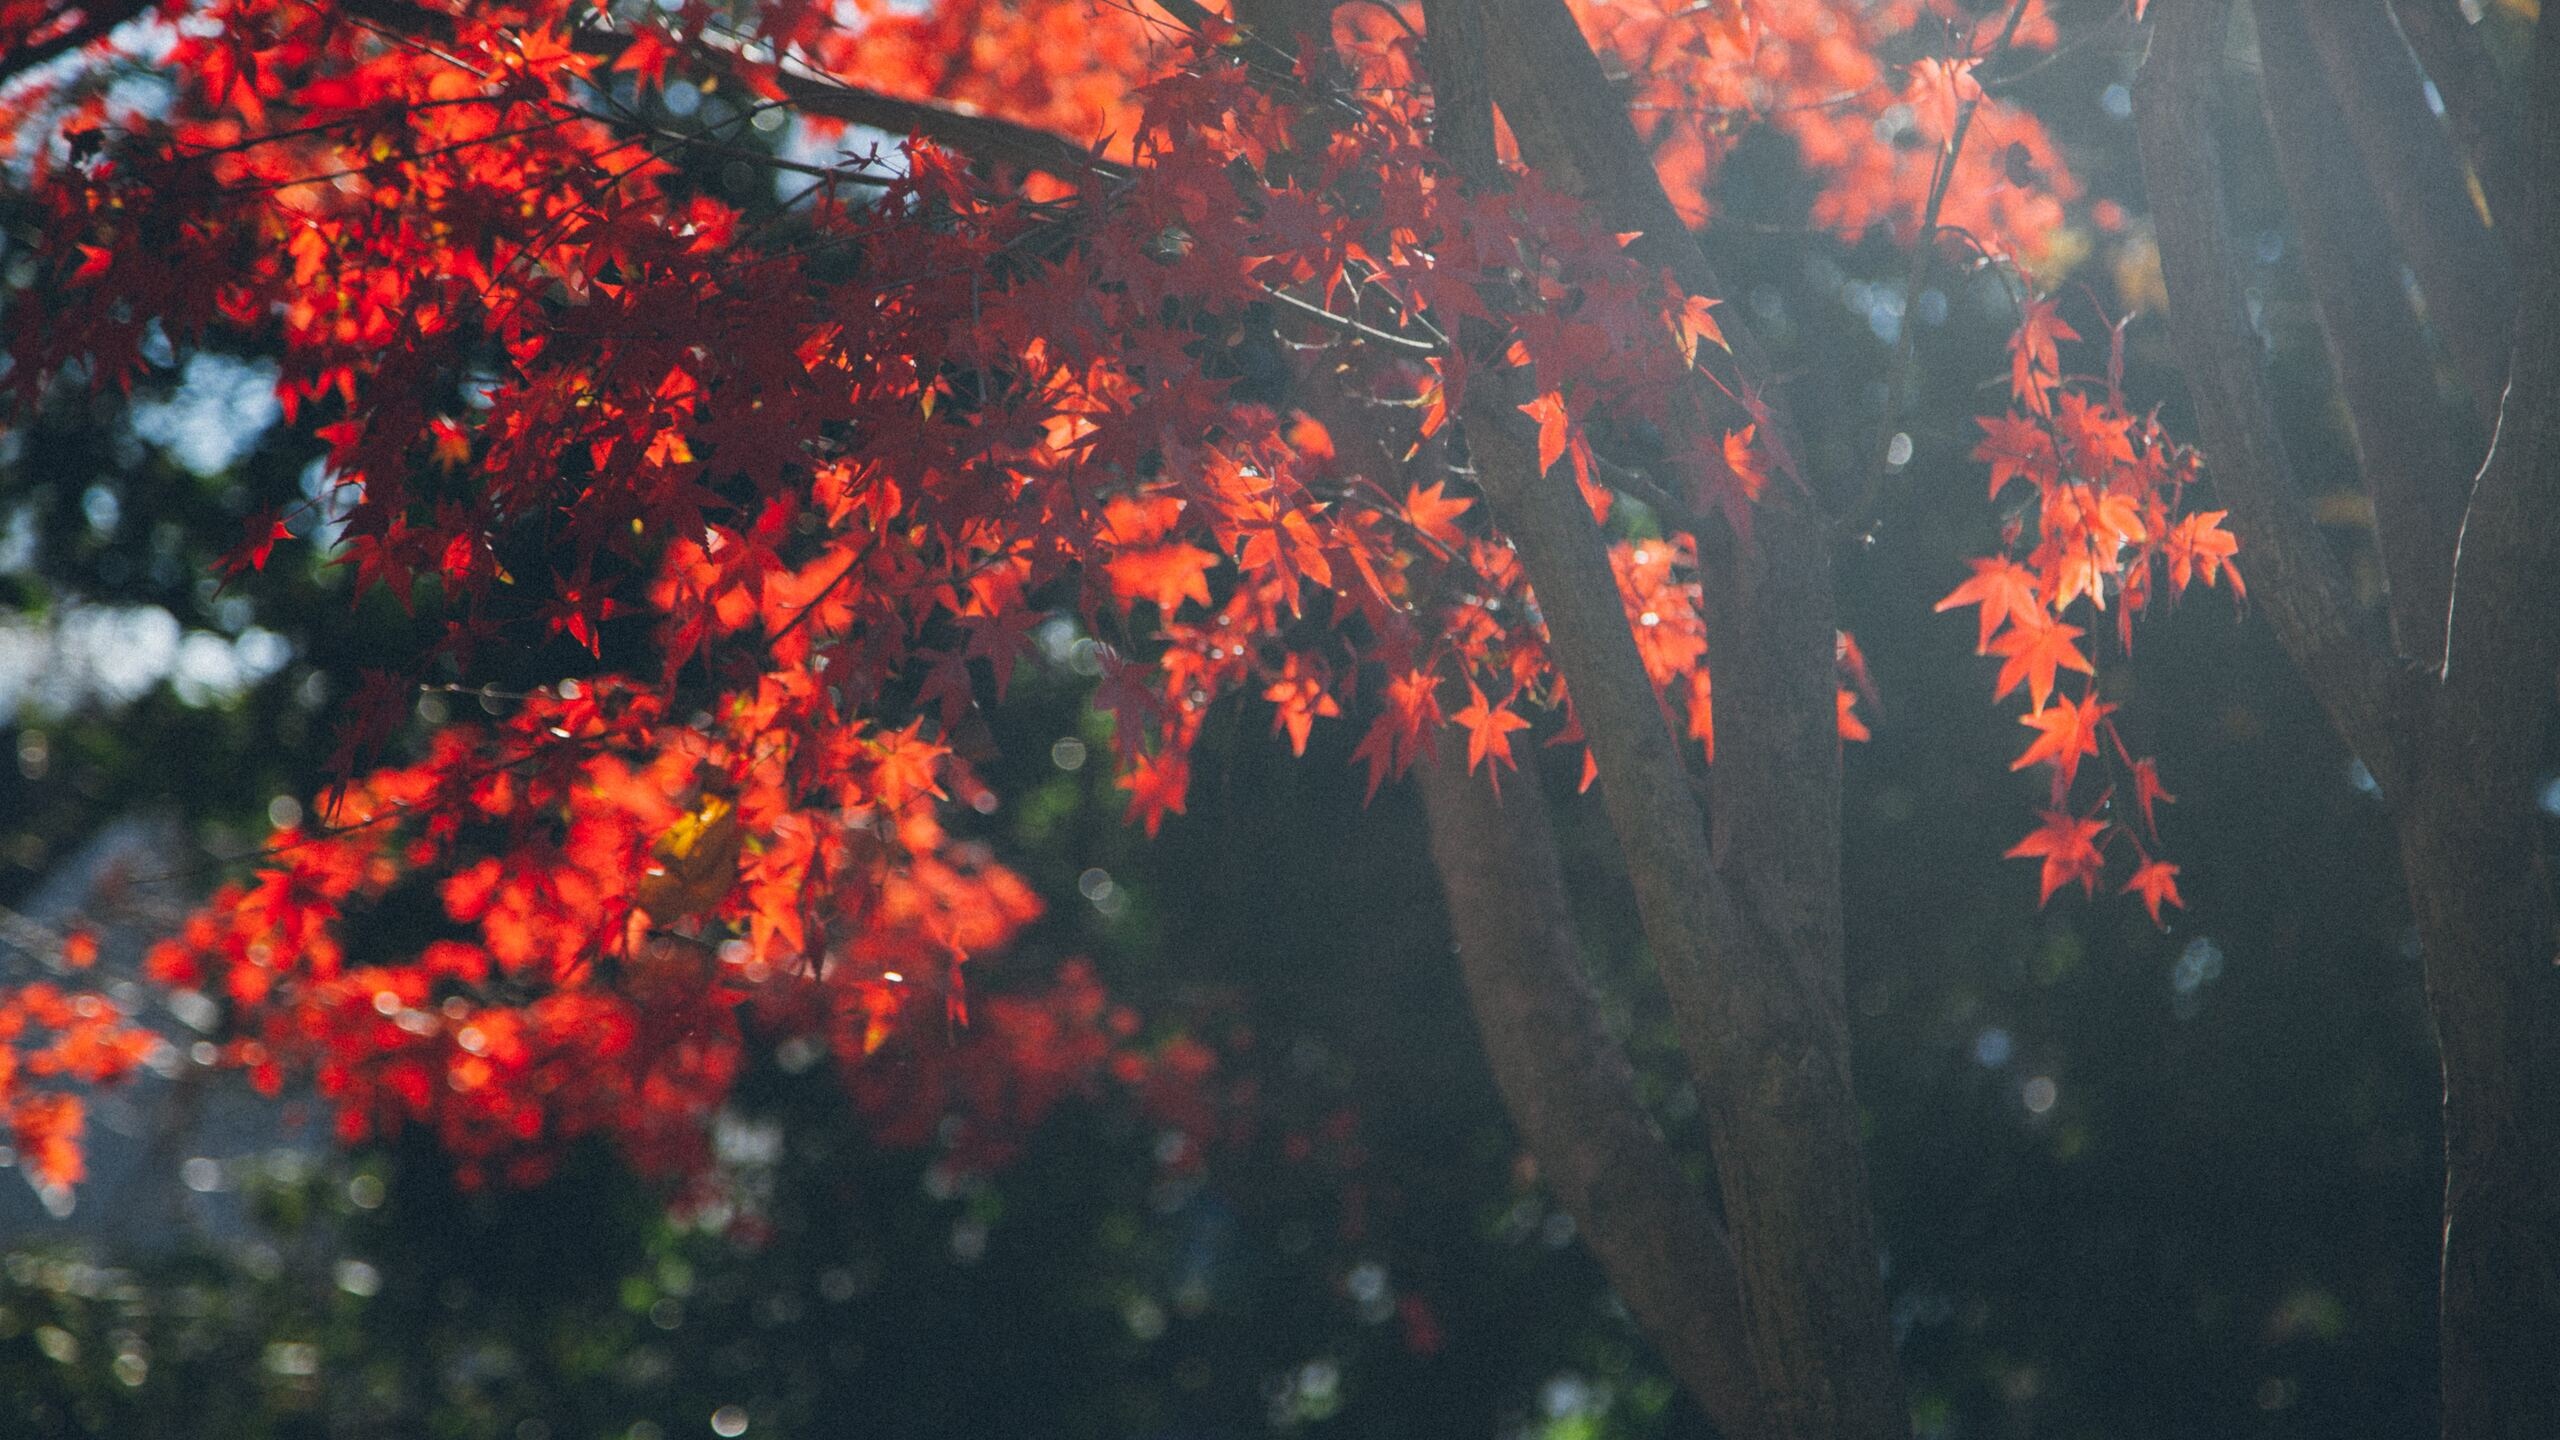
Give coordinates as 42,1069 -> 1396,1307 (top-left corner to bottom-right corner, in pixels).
2304,0 -> 2515,423
2256,0 -> 2473,660
2133,0 -> 2415,794
1260,283 -> 1444,355
1412,748 -> 1762,1439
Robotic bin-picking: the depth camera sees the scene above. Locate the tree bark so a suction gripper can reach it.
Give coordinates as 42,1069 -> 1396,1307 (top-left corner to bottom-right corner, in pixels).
1413,747 -> 1764,1437
2255,0 -> 2473,658
1410,1 -> 1910,1434
2302,0 -> 2516,426
2135,2 -> 2419,795
2387,0 -> 2529,253
2416,15 -> 2560,1435
2148,7 -> 2560,1436
2396,793 -> 2560,1440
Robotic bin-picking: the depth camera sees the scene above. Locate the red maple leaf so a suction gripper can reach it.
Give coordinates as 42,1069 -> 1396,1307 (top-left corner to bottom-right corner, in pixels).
1120,750 -> 1190,838
2005,809 -> 2108,904
1451,683 -> 1532,788
1987,615 -> 2094,713
1518,390 -> 1571,475
2129,756 -> 2177,841
1974,412 -> 2059,499
1261,654 -> 1342,757
2008,296 -> 2079,414
2011,690 -> 2114,793
1402,480 -> 1474,550
1937,556 -> 2047,651
2123,858 -> 2183,926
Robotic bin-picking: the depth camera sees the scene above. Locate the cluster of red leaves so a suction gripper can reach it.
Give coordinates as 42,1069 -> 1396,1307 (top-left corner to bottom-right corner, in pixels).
786,0 -> 1162,179
135,683 -> 1224,1188
1573,0 -> 2075,259
1938,298 -> 2242,920
0,0 -> 2212,1188
0,974 -> 159,1189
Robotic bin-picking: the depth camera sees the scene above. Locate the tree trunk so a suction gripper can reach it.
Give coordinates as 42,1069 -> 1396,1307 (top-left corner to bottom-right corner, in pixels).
2397,785 -> 2560,1439
1394,1 -> 1908,1432
1395,0 -> 1910,1430
2411,9 -> 2560,1431
1414,746 -> 1765,1436
2146,7 -> 2560,1435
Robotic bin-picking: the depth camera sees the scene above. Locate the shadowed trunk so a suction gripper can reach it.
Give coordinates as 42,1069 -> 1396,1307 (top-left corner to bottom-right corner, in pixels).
2143,7 -> 2560,1435
2416,19 -> 2560,1428
2398,786 -> 2560,1439
1414,747 -> 1763,1436
1404,0 -> 1910,1433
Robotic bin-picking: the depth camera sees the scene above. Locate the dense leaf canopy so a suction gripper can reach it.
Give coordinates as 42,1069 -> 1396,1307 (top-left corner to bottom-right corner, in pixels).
0,0 -> 2239,1201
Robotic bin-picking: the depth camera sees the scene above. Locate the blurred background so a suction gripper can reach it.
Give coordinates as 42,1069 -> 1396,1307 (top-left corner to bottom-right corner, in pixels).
0,6 -> 2535,1436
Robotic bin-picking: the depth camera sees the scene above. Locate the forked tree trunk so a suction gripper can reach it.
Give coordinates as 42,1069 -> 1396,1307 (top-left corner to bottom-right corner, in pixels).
1404,0 -> 1910,1434
2141,6 -> 2560,1436
1414,747 -> 1765,1434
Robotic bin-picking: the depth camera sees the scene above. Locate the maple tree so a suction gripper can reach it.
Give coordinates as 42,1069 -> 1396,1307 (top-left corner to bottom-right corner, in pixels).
0,0 -> 2552,1436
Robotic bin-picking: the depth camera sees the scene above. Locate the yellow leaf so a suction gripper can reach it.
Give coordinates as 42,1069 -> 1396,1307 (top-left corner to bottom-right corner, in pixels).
636,796 -> 743,923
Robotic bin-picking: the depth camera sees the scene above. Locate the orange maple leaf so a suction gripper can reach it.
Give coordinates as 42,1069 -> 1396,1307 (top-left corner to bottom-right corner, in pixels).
1106,543 -> 1219,614
2165,509 -> 2244,596
2053,392 -> 2135,476
2123,858 -> 2183,926
1987,614 -> 2094,712
1402,480 -> 1474,550
2009,296 -> 2079,414
1667,293 -> 1726,367
2012,690 -> 2114,792
2005,808 -> 2107,904
1452,683 -> 1532,787
1837,688 -> 1870,744
1937,556 -> 2047,651
1519,390 -> 1570,475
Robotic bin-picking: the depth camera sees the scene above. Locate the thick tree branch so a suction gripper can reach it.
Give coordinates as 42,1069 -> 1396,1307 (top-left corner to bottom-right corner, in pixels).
1471,0 -> 1851,999
1416,0 -> 1496,184
1471,0 -> 1704,300
1462,401 -> 1900,1440
1408,27 -> 1794,1433
1453,0 -> 1856,993
2255,0 -> 2472,660
1458,403 -> 1746,1085
2387,0 -> 2529,247
2134,0 -> 2416,795
1412,748 -> 1761,1438
1423,0 -> 1905,1432
2304,0 -> 2515,424
759,65 -> 1125,183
